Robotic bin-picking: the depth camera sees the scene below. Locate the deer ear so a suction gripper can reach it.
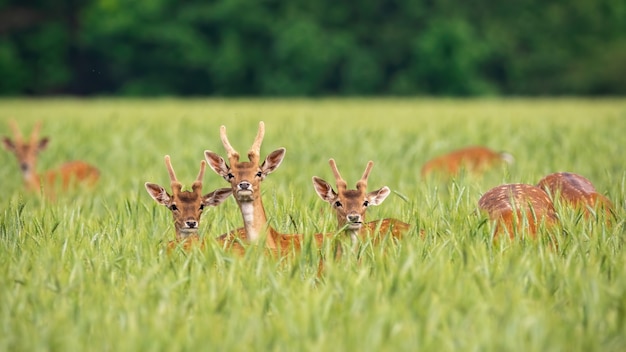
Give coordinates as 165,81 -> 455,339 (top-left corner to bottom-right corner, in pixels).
204,151 -> 230,177
260,148 -> 286,176
366,186 -> 391,206
2,137 -> 15,151
37,137 -> 50,152
312,176 -> 337,203
203,188 -> 233,206
145,182 -> 171,205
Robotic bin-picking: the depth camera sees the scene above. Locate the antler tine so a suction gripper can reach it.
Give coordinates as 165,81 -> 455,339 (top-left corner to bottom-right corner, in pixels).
195,160 -> 206,183
164,155 -> 182,194
192,160 -> 206,192
164,155 -> 179,183
8,120 -> 23,142
220,125 -> 240,161
248,121 -> 265,162
329,158 -> 347,191
30,121 -> 42,144
357,161 -> 374,191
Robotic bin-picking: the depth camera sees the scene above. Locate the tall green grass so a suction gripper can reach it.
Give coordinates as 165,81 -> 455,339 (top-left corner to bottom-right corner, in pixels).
0,98 -> 625,351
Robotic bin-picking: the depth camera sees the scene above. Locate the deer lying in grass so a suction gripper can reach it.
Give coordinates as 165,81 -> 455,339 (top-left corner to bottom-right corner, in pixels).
479,171 -> 616,239
2,120 -> 99,195
204,122 -> 315,255
312,159 -> 410,248
145,155 -> 236,253
421,146 -> 514,178
478,183 -> 559,239
536,172 -> 614,218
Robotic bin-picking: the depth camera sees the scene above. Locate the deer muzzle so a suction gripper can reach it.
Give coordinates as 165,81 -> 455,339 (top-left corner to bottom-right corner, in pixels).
236,181 -> 254,201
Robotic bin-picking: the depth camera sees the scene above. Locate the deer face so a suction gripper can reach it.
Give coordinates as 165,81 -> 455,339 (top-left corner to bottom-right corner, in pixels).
312,159 -> 391,232
145,156 -> 232,239
205,149 -> 285,203
204,122 -> 285,204
2,121 -> 49,180
145,183 -> 232,236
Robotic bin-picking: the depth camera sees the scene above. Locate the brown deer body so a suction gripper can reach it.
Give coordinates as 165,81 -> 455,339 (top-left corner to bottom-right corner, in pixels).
2,121 -> 99,194
312,159 -> 410,248
421,146 -> 514,177
478,183 -> 558,239
536,172 -> 613,217
205,121 -> 309,254
145,155 -> 235,253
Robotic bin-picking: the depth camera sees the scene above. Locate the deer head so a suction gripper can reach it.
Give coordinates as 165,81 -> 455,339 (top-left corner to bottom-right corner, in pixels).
204,121 -> 286,243
145,155 -> 233,241
312,159 -> 391,237
204,121 -> 285,204
2,120 -> 50,183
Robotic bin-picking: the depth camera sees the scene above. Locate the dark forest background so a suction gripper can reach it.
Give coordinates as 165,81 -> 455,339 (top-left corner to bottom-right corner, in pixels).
1,0 -> 625,96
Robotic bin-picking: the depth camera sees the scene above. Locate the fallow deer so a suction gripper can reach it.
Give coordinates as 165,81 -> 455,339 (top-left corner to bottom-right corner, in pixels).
204,122 -> 311,254
312,159 -> 410,248
421,146 -> 514,178
144,155 -> 236,253
478,183 -> 558,239
537,172 -> 613,223
537,172 -> 614,219
2,120 -> 99,195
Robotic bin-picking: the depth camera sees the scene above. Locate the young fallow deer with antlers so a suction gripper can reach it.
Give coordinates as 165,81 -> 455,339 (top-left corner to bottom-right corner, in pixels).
145,155 -> 236,253
312,159 -> 410,248
2,120 -> 99,195
204,122 -> 310,254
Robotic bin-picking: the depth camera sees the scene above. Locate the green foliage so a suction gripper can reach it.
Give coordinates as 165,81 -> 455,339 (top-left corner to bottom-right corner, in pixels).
1,0 -> 625,95
0,99 -> 625,350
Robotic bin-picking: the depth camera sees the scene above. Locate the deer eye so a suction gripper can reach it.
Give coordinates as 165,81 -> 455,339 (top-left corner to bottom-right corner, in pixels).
199,204 -> 205,211
334,201 -> 342,208
363,200 -> 369,207
226,172 -> 235,180
170,204 -> 178,211
255,171 -> 263,178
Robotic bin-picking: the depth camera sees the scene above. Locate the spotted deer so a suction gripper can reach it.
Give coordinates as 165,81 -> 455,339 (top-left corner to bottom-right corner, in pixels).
144,155 -> 235,253
478,183 -> 558,239
537,172 -> 613,213
421,146 -> 514,178
204,122 -> 311,253
312,159 -> 410,248
2,120 -> 99,195
537,172 -> 614,222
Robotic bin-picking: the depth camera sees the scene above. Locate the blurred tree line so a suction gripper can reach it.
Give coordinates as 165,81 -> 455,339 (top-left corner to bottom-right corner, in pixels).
1,0 -> 625,96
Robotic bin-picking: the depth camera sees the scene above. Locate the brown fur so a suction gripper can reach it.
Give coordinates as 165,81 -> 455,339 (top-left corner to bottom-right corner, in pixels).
3,121 -> 99,195
421,146 -> 512,177
537,172 -> 614,217
478,183 -> 558,239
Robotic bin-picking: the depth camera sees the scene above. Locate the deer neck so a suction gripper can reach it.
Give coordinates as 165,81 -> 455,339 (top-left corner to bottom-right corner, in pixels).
237,197 -> 277,248
22,169 -> 42,192
174,227 -> 199,242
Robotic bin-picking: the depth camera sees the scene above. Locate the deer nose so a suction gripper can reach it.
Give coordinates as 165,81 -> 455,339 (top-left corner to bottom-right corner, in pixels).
347,214 -> 361,223
20,163 -> 29,172
185,220 -> 198,228
239,182 -> 251,190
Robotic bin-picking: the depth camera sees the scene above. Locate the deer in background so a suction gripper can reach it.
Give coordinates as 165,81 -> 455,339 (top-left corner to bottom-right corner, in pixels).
145,155 -> 235,253
478,183 -> 559,239
421,146 -> 514,178
312,159 -> 410,248
537,172 -> 614,220
2,120 -> 99,195
204,121 -> 311,253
